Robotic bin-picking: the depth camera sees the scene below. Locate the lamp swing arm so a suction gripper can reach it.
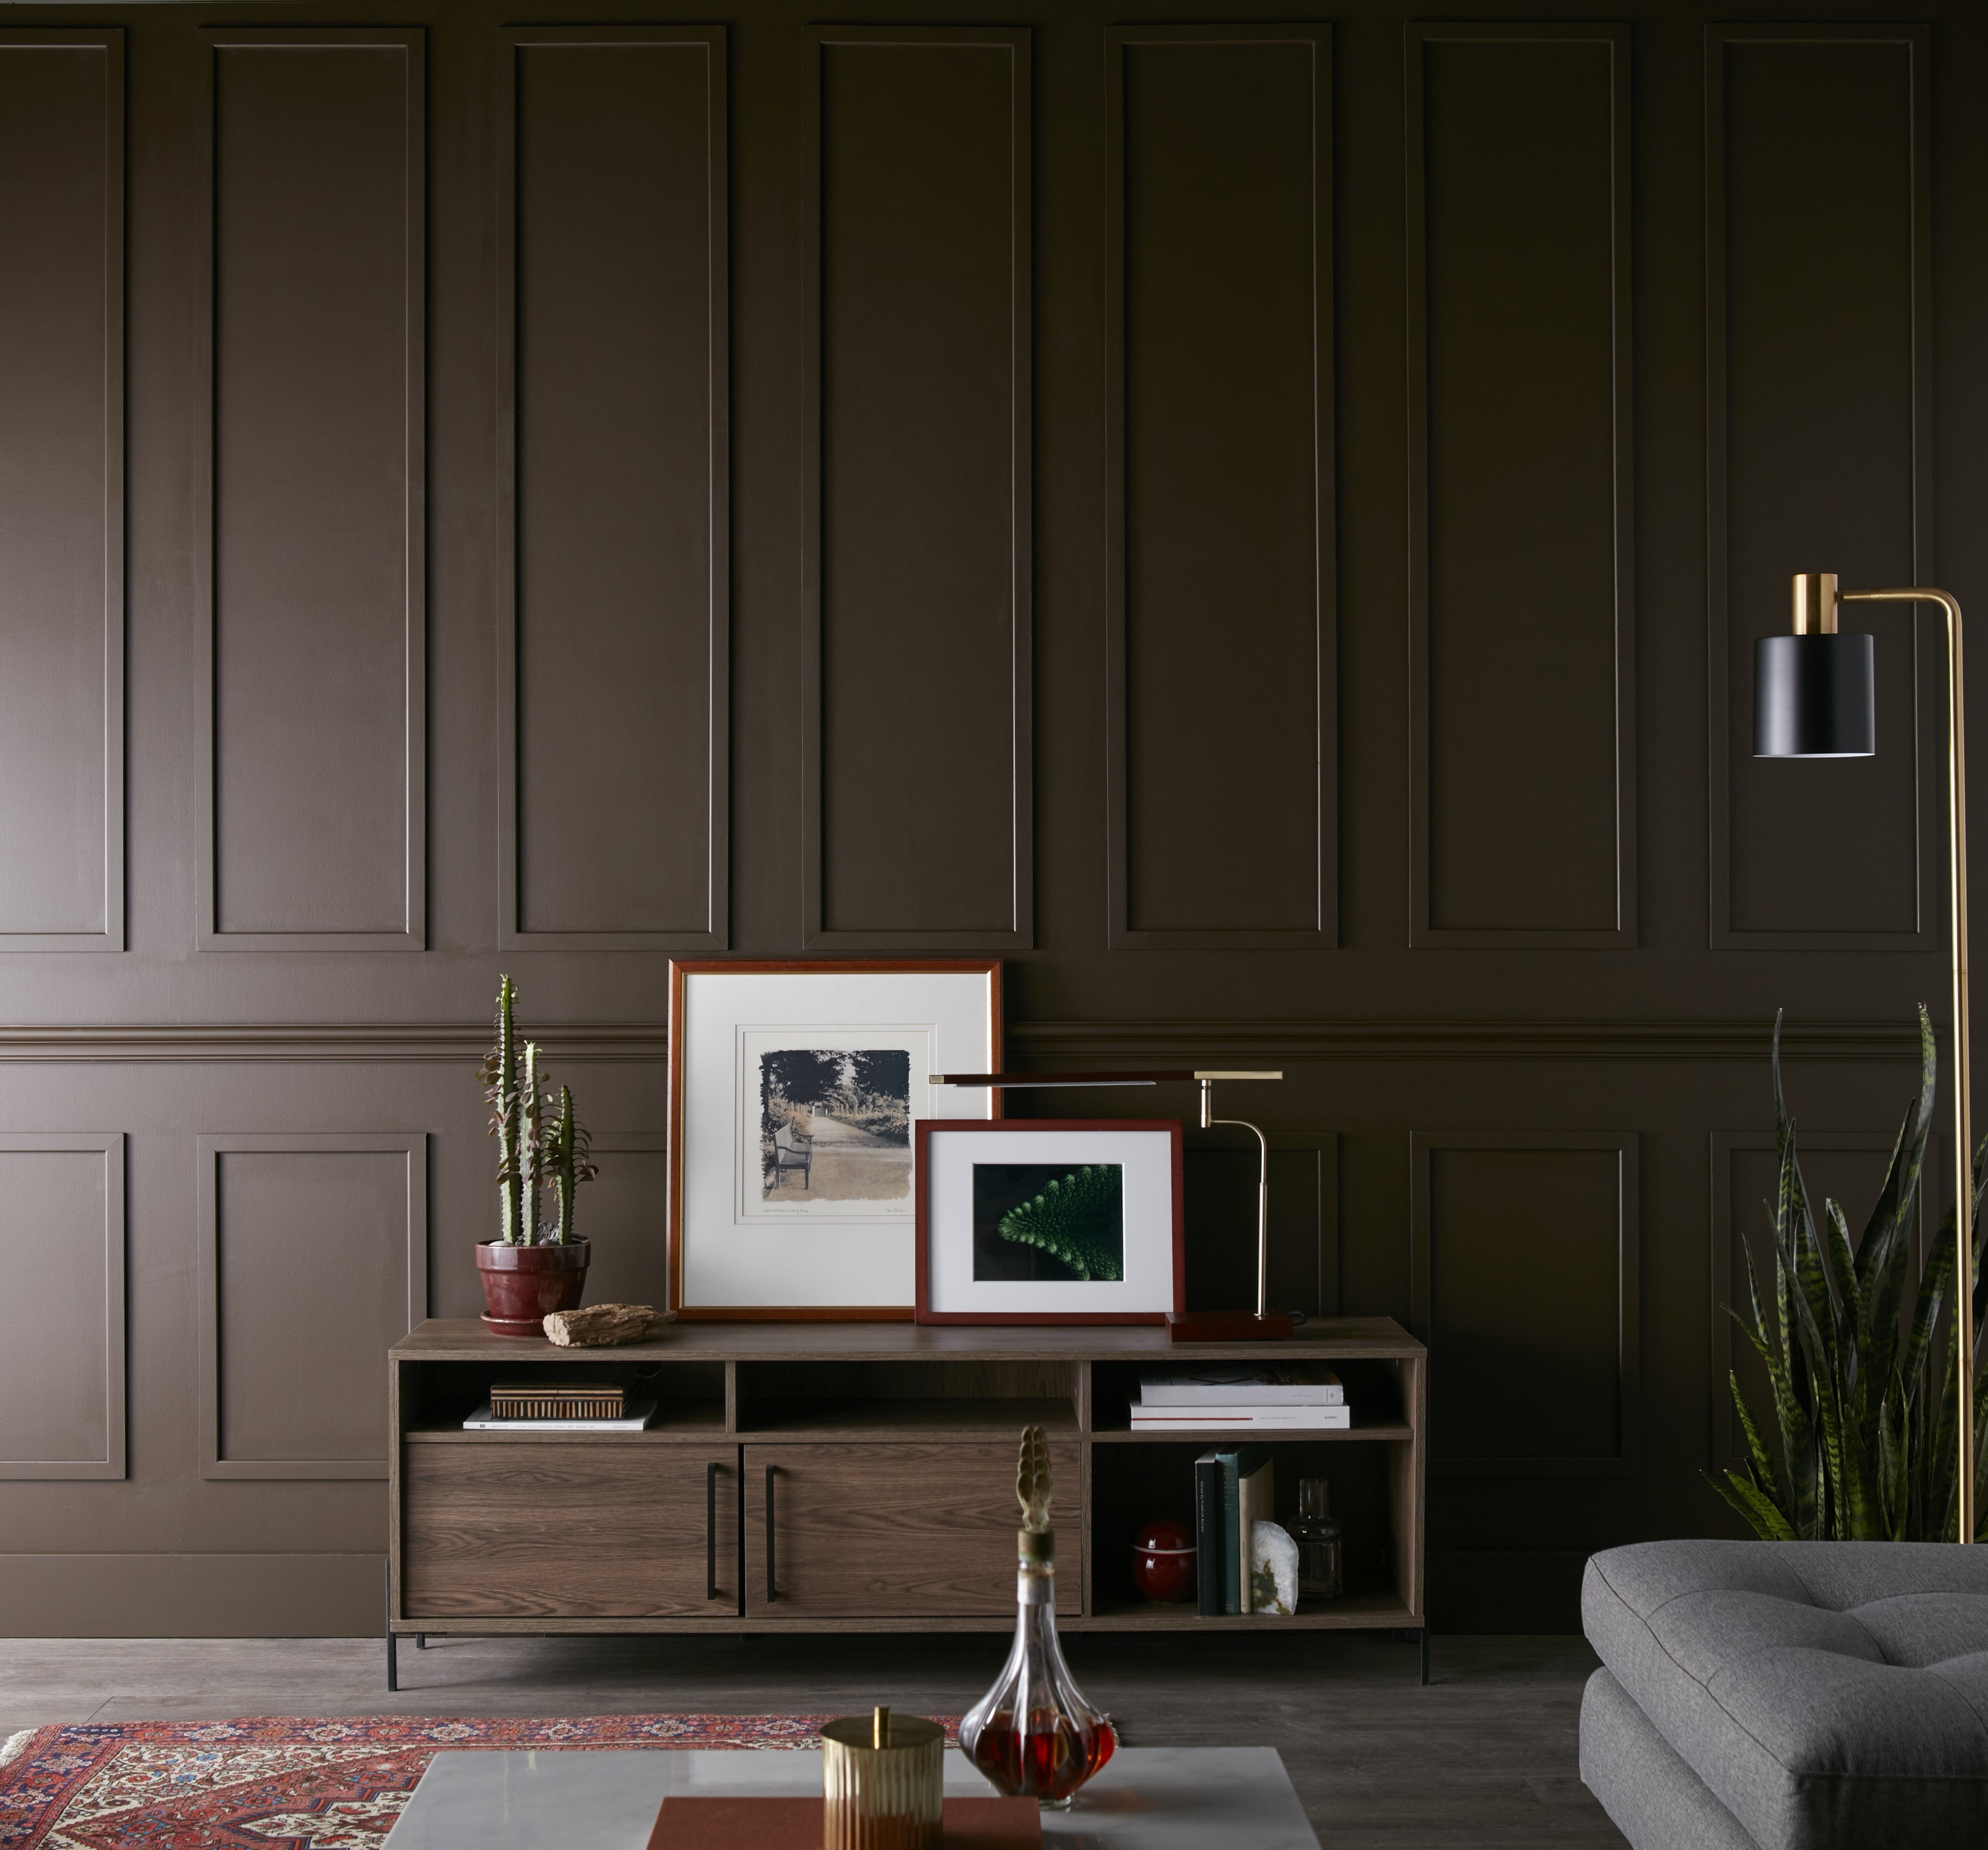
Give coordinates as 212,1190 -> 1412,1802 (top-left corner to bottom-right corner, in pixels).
1835,583 -> 1974,1544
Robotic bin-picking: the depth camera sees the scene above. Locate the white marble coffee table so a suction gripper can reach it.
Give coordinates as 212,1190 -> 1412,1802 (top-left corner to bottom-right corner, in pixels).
383,1744 -> 1319,1849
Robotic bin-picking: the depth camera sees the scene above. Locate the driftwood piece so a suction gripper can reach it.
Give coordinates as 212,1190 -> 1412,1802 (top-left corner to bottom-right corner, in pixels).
541,1302 -> 670,1347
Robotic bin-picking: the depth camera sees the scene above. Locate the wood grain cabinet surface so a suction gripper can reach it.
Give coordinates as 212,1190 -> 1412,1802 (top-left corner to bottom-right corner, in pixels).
401,1443 -> 738,1618
390,1322 -> 1424,1640
743,1440 -> 1081,1618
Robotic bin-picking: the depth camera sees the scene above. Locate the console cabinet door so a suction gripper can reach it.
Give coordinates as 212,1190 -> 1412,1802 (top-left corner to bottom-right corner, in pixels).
402,1443 -> 739,1617
743,1441 -> 1083,1618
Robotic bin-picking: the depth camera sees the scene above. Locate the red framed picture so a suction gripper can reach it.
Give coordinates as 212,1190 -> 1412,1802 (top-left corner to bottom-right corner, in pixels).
914,1118 -> 1185,1325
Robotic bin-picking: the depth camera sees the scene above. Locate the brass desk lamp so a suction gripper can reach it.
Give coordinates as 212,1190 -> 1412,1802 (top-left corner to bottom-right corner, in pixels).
1755,571 -> 1976,1543
927,1068 -> 1298,1340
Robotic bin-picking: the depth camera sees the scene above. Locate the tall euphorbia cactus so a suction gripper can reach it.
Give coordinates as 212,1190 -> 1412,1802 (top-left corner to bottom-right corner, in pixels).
481,978 -> 596,1245
481,976 -> 524,1244
547,1083 -> 598,1245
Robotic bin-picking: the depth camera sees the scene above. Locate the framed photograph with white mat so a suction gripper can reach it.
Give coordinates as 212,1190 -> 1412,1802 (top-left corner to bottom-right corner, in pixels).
668,960 -> 1002,1319
915,1119 -> 1184,1325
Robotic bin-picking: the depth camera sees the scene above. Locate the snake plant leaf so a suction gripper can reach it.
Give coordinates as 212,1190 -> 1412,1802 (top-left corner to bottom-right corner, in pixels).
1710,1466 -> 1797,1542
1729,1369 -> 1782,1507
997,1166 -> 1124,1280
1715,1009 -> 1986,1541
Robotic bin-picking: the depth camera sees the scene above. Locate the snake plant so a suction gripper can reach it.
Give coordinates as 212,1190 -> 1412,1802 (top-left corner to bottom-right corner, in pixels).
1710,1007 -> 1988,1541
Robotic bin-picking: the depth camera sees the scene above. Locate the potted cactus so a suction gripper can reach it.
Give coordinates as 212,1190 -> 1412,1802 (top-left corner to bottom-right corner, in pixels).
475,976 -> 600,1336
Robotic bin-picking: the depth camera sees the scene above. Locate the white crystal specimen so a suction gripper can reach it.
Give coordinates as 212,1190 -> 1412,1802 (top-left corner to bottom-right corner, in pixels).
1250,1520 -> 1299,1615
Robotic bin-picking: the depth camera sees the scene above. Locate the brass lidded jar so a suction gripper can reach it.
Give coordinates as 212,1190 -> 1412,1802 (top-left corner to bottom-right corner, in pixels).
820,1706 -> 944,1850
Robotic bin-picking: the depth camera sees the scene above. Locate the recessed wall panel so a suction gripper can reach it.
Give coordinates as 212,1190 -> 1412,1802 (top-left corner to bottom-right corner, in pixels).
200,1134 -> 426,1478
1709,29 -> 1930,946
0,34 -> 121,949
805,28 -> 1031,946
0,1136 -> 124,1479
502,31 -> 727,947
1107,27 -> 1332,946
1409,26 -> 1632,946
204,32 -> 424,948
1412,1132 -> 1638,1475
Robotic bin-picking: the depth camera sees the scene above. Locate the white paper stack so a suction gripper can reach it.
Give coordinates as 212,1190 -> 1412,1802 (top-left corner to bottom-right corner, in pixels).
462,1400 -> 658,1432
1131,1366 -> 1349,1432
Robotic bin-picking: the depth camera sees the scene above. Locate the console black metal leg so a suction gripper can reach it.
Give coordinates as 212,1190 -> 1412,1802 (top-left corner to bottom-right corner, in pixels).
1418,1628 -> 1430,1686
384,1559 -> 399,1691
415,1634 -> 427,1649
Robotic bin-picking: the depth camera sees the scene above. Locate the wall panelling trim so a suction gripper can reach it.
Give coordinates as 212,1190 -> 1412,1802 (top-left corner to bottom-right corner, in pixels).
198,30 -> 426,950
1106,25 -> 1333,947
1411,1130 -> 1639,1475
0,1018 -> 1919,1063
0,31 -> 123,950
1707,25 -> 1933,949
499,28 -> 728,949
0,1555 -> 383,1639
1407,24 -> 1634,946
802,26 -> 1032,947
0,1134 -> 124,1479
198,1132 -> 426,1478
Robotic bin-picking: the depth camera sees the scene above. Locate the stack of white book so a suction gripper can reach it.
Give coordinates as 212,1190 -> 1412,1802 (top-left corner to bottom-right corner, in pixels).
1131,1365 -> 1348,1431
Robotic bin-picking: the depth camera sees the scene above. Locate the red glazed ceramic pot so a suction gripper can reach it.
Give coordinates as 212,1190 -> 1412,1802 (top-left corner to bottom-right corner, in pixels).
1129,1517 -> 1197,1603
475,1240 -> 590,1336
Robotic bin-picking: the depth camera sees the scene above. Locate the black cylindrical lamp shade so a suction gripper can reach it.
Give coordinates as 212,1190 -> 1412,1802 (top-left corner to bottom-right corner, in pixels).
1754,633 -> 1875,757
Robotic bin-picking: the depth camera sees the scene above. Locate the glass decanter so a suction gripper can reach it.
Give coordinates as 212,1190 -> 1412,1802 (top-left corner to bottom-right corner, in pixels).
959,1428 -> 1116,1810
1293,1476 -> 1344,1601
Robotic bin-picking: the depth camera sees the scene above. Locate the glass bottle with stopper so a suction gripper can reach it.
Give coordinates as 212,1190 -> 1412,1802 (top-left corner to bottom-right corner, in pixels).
1292,1477 -> 1344,1602
959,1426 -> 1117,1808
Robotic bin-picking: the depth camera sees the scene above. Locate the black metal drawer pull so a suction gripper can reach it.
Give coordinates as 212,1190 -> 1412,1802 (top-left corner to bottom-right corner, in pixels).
706,1460 -> 719,1600
764,1464 -> 777,1602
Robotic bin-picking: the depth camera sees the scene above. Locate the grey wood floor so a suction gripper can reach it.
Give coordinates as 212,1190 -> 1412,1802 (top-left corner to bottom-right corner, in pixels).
0,1632 -> 1626,1848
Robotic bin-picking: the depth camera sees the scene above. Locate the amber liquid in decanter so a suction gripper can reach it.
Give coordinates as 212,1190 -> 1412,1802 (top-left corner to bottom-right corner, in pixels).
959,1527 -> 1117,1810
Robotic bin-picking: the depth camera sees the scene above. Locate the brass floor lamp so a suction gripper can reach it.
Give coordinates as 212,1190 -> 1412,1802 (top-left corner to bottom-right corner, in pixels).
1754,571 -> 1976,1542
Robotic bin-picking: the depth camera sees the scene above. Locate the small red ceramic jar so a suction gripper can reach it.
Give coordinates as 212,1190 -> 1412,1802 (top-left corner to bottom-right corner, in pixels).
1129,1517 -> 1197,1603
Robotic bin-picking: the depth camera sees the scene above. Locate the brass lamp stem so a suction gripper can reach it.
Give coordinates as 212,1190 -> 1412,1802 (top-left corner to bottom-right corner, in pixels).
1841,585 -> 1975,1543
1201,1078 -> 1270,1318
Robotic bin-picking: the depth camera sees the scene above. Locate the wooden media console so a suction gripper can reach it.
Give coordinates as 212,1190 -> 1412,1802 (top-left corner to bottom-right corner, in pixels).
388,1318 -> 1427,1680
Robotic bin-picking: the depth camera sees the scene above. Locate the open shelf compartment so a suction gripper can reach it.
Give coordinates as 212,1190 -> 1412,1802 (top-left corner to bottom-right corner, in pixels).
398,1356 -> 728,1438
735,1357 -> 1079,1436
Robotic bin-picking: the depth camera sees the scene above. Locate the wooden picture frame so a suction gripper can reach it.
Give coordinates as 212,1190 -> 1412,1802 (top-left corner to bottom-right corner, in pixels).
668,959 -> 1002,1319
915,1118 -> 1185,1325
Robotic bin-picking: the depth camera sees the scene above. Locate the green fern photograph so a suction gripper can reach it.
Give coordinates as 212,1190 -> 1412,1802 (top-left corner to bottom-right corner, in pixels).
972,1162 -> 1125,1283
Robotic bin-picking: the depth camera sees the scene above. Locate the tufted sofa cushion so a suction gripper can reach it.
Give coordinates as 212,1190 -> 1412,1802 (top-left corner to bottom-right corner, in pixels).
1583,1540 -> 1988,1850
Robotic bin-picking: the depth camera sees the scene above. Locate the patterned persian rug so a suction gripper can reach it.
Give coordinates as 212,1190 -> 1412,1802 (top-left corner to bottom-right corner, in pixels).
0,1712 -> 958,1850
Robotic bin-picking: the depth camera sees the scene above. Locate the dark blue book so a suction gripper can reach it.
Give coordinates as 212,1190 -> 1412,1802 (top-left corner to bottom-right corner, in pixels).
1193,1450 -> 1223,1616
1213,1444 -> 1268,1614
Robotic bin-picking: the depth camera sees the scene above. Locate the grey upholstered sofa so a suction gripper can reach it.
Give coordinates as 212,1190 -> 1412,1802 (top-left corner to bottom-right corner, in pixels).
1580,1540 -> 1988,1849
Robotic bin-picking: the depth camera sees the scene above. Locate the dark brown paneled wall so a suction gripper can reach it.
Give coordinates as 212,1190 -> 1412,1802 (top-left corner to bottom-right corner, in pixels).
1708,26 -> 1932,947
1408,25 -> 1633,946
202,30 -> 425,948
1107,26 -> 1332,946
806,27 -> 1031,946
0,32 -> 121,950
0,0 -> 1980,1637
501,28 -> 728,948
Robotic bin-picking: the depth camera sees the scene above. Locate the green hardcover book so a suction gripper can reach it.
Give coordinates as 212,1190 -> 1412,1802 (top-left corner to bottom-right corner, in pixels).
1213,1444 -> 1267,1615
